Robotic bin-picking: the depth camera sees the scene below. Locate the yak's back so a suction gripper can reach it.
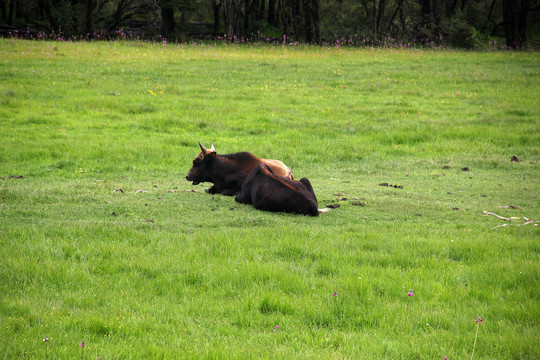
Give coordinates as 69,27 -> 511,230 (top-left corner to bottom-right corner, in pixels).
236,163 -> 318,216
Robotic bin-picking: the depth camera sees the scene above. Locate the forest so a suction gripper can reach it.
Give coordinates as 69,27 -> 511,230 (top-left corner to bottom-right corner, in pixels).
1,0 -> 539,48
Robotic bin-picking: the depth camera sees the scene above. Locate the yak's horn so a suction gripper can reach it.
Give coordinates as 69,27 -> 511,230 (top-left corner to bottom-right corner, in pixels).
198,141 -> 209,155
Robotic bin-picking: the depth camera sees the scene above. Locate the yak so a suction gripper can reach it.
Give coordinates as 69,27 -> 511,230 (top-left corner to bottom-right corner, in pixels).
186,142 -> 292,196
235,163 -> 319,216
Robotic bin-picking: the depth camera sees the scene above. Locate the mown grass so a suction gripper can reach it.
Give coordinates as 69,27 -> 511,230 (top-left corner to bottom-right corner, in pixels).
1,39 -> 539,359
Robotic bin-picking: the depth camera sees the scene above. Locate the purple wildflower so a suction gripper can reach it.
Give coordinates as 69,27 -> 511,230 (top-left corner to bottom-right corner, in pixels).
274,325 -> 279,332
407,291 -> 414,297
471,317 -> 483,359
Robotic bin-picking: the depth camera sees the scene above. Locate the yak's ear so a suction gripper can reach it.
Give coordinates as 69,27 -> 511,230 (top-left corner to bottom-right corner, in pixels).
286,165 -> 294,179
209,144 -> 215,152
203,149 -> 217,162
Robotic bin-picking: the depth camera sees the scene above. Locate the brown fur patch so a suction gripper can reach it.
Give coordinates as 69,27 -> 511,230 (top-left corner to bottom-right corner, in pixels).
262,159 -> 292,179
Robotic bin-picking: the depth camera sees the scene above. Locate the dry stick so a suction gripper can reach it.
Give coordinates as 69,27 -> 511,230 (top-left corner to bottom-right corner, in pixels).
517,218 -> 539,226
488,213 -> 538,229
482,211 -> 513,221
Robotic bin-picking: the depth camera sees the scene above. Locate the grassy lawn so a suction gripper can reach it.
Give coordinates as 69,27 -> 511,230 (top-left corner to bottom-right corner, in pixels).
1,39 -> 539,359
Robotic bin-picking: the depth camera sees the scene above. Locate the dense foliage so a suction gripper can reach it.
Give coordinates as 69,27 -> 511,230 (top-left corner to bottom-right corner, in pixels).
1,0 -> 540,48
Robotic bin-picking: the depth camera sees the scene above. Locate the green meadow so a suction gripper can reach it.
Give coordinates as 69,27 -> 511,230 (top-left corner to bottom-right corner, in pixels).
1,40 -> 539,359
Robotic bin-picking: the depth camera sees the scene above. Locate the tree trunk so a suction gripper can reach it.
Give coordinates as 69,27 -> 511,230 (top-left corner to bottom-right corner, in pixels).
481,0 -> 498,32
85,0 -> 93,35
268,0 -> 277,27
7,0 -> 16,25
110,0 -> 125,32
244,0 -> 258,35
387,1 -> 400,30
487,0 -> 497,22
446,0 -> 459,15
161,6 -> 175,35
278,0 -> 289,35
291,0 -> 301,40
372,0 -> 386,38
387,0 -> 404,35
376,0 -> 386,36
258,0 -> 265,21
223,0 -> 232,39
432,0 -> 444,34
431,0 -> 444,32
421,0 -> 430,17
518,0 -> 529,46
213,0 -> 221,34
503,0 -> 529,48
38,0 -> 57,30
235,0 -> 244,38
302,0 -> 312,43
372,0 -> 377,36
223,0 -> 243,41
399,0 -> 406,39
312,0 -> 319,42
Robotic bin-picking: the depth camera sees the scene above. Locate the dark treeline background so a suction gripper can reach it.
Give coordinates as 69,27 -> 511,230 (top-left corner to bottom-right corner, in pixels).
1,0 -> 539,48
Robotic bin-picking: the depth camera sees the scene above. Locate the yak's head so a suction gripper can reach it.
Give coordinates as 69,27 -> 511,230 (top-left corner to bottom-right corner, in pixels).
185,142 -> 217,185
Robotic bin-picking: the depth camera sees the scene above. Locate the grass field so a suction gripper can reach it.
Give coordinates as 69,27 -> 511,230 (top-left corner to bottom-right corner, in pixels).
1,39 -> 539,359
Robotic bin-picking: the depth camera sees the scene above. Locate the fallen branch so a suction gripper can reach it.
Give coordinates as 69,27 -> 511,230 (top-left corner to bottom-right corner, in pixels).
518,217 -> 537,226
482,211 -> 513,221
485,212 -> 539,229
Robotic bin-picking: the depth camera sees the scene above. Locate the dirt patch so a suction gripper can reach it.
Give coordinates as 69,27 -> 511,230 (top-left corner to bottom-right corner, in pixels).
379,183 -> 403,189
500,205 -> 522,210
352,201 -> 366,206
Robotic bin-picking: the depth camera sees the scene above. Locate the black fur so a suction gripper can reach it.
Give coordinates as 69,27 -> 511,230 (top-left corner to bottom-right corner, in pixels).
235,163 -> 319,216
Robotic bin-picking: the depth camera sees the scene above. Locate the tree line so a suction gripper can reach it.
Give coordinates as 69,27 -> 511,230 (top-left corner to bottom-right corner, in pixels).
1,0 -> 539,48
